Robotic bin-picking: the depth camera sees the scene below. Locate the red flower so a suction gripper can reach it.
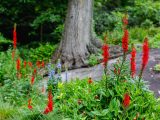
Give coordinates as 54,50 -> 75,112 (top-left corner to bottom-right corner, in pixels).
28,98 -> 33,110
122,29 -> 129,53
33,69 -> 37,76
102,44 -> 109,67
88,77 -> 93,84
28,62 -> 33,68
24,61 -> 27,68
31,76 -> 35,85
123,93 -> 130,108
122,15 -> 128,25
41,61 -> 45,68
141,38 -> 149,70
43,91 -> 53,114
130,47 -> 136,77
13,24 -> 17,49
16,58 -> 21,71
36,61 -> 41,68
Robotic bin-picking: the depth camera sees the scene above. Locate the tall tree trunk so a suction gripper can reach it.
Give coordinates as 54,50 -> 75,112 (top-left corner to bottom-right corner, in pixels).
52,0 -> 102,69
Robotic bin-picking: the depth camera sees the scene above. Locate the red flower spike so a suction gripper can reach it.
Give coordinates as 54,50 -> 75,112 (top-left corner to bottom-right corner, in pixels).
130,47 -> 136,78
28,98 -> 33,110
122,15 -> 128,25
123,93 -> 130,108
36,61 -> 41,68
16,58 -> 21,71
43,91 -> 53,114
122,29 -> 129,53
142,38 -> 149,70
102,44 -> 109,67
31,76 -> 35,85
33,69 -> 37,75
28,62 -> 33,68
88,77 -> 93,84
24,61 -> 27,68
41,61 -> 45,68
13,24 -> 17,49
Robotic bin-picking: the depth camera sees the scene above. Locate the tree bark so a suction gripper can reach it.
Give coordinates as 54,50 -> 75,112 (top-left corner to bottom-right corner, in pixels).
52,0 -> 102,69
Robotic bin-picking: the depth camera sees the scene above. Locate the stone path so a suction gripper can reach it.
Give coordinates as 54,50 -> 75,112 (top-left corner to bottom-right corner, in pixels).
60,49 -> 160,97
135,49 -> 160,97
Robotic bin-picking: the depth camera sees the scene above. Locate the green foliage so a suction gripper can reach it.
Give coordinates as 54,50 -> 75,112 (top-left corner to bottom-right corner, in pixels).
94,0 -> 160,35
0,49 -> 17,85
1,0 -> 159,44
54,60 -> 160,119
99,27 -> 160,49
0,0 -> 67,43
88,54 -> 99,66
0,34 -> 12,51
0,49 -> 45,105
127,1 -> 160,26
129,27 -> 160,48
28,43 -> 57,62
94,11 -> 124,35
149,33 -> 160,48
0,97 -> 18,120
20,43 -> 58,62
0,94 -> 64,120
154,64 -> 160,72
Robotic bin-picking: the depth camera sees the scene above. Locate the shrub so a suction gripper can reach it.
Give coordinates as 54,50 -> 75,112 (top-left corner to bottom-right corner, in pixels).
154,64 -> 160,72
88,54 -> 99,66
0,34 -> 12,51
19,43 -> 58,62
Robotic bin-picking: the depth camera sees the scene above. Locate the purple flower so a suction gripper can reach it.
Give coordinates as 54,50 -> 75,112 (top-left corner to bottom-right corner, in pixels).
57,59 -> 61,69
49,70 -> 55,80
48,63 -> 51,70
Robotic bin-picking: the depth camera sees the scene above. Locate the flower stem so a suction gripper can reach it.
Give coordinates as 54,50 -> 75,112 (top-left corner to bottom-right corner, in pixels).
117,52 -> 126,82
138,67 -> 144,87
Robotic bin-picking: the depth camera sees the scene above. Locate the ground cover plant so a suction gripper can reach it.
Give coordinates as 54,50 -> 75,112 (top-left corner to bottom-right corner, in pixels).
0,15 -> 160,120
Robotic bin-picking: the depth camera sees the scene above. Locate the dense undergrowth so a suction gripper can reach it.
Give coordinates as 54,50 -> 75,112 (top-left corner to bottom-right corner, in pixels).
0,51 -> 160,119
1,32 -> 160,120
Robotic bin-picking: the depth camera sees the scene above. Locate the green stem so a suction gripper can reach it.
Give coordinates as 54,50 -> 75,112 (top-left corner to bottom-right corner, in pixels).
117,52 -> 126,82
104,65 -> 108,91
122,108 -> 127,119
138,67 -> 144,87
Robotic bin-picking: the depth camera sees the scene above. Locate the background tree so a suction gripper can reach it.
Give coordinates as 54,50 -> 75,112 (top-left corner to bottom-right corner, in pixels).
52,0 -> 102,69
